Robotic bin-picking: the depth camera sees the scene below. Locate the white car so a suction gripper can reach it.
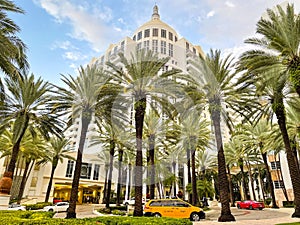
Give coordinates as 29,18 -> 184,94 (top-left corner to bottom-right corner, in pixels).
43,202 -> 69,212
123,197 -> 146,205
7,204 -> 26,211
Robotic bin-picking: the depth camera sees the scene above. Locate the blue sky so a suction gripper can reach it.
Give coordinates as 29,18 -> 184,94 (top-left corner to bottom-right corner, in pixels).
8,0 -> 300,86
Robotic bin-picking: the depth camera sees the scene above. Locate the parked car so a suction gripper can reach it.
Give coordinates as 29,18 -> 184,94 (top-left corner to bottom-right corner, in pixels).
7,204 -> 26,211
123,197 -> 146,206
43,202 -> 69,212
53,198 -> 63,204
236,200 -> 265,210
144,198 -> 205,221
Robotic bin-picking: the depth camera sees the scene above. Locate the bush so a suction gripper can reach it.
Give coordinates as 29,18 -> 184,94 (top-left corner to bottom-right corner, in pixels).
24,202 -> 52,210
264,198 -> 272,206
98,207 -> 112,214
283,201 -> 294,208
0,210 -> 192,224
110,205 -> 127,211
111,209 -> 126,216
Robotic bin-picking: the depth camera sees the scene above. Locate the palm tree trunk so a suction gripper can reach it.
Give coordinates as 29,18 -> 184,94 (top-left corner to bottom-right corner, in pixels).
45,164 -> 57,203
66,110 -> 91,219
127,163 -> 132,200
246,161 -> 257,201
16,160 -> 30,204
0,116 -> 28,194
239,160 -> 248,200
102,164 -> 109,204
172,161 -> 177,197
133,97 -> 146,216
116,149 -> 123,206
191,148 -> 199,206
261,152 -> 278,208
149,134 -> 155,199
227,165 -> 235,207
186,149 -> 192,203
106,140 -> 115,208
211,106 -> 235,222
274,103 -> 300,217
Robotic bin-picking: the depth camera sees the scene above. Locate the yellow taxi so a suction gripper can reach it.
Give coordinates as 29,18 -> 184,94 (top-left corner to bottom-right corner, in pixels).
144,198 -> 205,221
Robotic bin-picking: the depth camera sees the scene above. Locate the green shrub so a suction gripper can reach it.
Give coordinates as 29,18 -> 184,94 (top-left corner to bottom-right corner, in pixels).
282,201 -> 294,208
98,207 -> 111,214
264,198 -> 272,206
110,205 -> 127,211
111,209 -> 126,216
24,202 -> 52,210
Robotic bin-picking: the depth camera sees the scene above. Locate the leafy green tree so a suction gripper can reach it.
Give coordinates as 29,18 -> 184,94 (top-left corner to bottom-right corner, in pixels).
37,136 -> 75,203
0,74 -> 63,194
0,0 -> 28,76
106,49 -> 181,216
54,64 -> 108,218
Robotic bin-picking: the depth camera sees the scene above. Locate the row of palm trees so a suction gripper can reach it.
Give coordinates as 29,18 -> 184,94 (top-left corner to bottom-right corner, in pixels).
0,1 -> 299,222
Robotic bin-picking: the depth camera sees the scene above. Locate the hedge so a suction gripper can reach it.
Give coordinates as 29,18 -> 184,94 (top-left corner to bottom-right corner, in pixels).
0,211 -> 192,225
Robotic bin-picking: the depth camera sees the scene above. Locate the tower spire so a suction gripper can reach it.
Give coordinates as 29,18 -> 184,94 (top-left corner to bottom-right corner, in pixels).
152,4 -> 160,20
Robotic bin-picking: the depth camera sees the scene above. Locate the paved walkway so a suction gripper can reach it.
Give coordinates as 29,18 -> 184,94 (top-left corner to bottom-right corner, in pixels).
52,204 -> 300,225
197,206 -> 300,225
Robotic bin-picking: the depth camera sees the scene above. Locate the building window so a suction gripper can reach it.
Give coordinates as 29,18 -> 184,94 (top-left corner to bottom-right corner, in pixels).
274,180 -> 284,189
168,43 -> 173,57
137,31 -> 142,40
66,160 -> 74,178
30,177 -> 38,187
186,42 -> 190,51
133,35 -> 136,41
81,163 -> 92,179
161,41 -> 166,54
153,28 -> 158,37
193,47 -> 196,54
161,29 -> 166,38
137,42 -> 142,51
169,32 -> 173,41
120,41 -> 125,52
144,29 -> 150,38
93,164 -> 100,180
144,40 -> 150,51
175,36 -> 178,42
152,40 -> 158,53
271,161 -> 281,170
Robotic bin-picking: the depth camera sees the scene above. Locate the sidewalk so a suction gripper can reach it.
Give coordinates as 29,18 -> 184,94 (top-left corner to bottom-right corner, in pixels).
197,206 -> 300,225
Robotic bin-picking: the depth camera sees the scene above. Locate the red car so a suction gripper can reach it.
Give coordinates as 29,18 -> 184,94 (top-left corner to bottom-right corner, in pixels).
236,200 -> 265,210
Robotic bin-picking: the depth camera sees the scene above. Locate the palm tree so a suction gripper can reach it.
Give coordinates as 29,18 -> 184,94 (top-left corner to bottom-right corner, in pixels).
37,136 -> 75,203
0,74 -> 63,194
239,4 -> 300,97
0,0 -> 28,76
53,64 -> 108,219
187,49 -> 251,221
106,49 -> 181,216
238,62 -> 300,216
177,110 -> 210,206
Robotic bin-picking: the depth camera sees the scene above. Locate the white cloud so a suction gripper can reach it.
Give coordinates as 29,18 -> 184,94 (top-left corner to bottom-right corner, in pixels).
206,10 -> 215,18
225,1 -> 235,8
35,0 -> 121,52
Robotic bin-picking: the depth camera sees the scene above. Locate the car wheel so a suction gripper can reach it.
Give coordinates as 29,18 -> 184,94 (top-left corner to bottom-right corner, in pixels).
259,207 -> 263,210
190,212 -> 200,221
48,209 -> 54,212
153,213 -> 161,218
237,204 -> 241,209
249,205 -> 253,210
124,203 -> 129,206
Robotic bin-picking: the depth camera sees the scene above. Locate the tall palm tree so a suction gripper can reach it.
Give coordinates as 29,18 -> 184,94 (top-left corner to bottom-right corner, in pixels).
187,49 -> 251,221
177,111 -> 210,206
106,49 -> 181,216
0,74 -> 63,194
53,64 -> 108,219
239,4 -> 300,97
0,0 -> 28,76
237,63 -> 300,217
37,136 -> 75,203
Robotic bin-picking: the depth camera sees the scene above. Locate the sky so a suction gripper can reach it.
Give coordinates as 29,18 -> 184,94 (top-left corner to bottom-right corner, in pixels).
8,0 -> 300,86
